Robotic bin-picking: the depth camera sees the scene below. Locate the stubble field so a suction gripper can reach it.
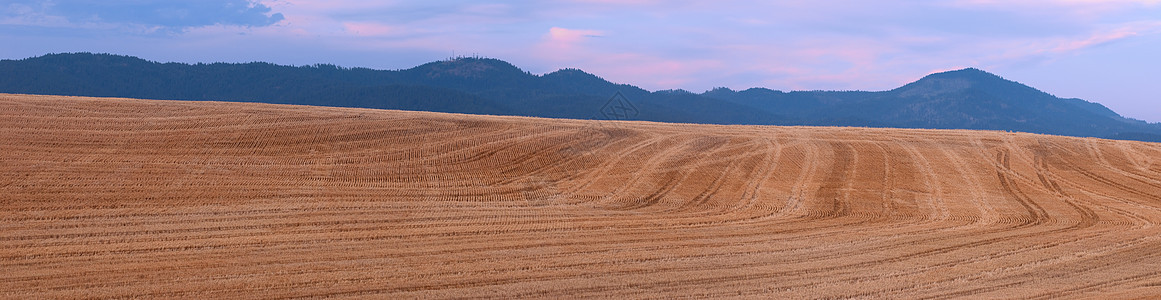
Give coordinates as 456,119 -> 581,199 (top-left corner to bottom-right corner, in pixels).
3,93 -> 1161,298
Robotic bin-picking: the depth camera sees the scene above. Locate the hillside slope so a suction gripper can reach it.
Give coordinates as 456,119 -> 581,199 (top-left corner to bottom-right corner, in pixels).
3,53 -> 1159,140
3,94 -> 1161,298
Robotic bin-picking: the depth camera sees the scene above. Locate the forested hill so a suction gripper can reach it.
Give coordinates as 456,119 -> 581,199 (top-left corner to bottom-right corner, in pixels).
2,53 -> 1159,142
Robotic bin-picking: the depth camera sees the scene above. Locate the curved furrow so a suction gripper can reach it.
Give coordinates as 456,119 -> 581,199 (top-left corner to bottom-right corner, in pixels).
5,94 -> 1161,299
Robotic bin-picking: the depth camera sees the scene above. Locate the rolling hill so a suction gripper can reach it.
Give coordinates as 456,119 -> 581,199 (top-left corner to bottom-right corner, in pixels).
2,53 -> 1159,142
4,93 -> 1161,298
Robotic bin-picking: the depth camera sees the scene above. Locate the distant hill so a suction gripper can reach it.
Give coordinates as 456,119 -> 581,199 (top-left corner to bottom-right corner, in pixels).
2,53 -> 1159,141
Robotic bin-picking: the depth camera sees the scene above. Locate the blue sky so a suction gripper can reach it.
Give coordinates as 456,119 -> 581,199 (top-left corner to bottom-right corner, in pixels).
2,0 -> 1159,122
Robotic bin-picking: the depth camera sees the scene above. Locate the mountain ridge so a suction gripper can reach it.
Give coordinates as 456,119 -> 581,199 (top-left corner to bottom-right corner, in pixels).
2,52 -> 1158,142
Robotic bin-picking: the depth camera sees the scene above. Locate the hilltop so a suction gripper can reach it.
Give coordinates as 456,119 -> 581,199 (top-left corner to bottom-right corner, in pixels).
2,53 -> 1159,141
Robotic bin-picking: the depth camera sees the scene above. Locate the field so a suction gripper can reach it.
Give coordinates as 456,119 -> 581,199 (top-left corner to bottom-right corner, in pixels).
3,93 -> 1161,299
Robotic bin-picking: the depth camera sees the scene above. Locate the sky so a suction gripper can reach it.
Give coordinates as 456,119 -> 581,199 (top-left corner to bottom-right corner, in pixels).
2,0 -> 1160,122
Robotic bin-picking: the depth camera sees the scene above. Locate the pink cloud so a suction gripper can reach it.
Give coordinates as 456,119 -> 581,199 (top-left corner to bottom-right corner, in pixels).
1052,21 -> 1161,52
546,27 -> 603,43
982,21 -> 1161,63
1052,30 -> 1137,52
535,27 -> 604,61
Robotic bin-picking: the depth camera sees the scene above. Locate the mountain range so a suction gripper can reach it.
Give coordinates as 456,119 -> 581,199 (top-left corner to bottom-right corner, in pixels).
2,52 -> 1159,142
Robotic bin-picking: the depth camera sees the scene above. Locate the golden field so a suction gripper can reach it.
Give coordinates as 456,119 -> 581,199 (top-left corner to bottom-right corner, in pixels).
3,93 -> 1161,299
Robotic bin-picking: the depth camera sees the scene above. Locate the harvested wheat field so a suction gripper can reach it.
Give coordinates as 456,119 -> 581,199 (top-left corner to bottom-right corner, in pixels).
4,93 -> 1161,299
